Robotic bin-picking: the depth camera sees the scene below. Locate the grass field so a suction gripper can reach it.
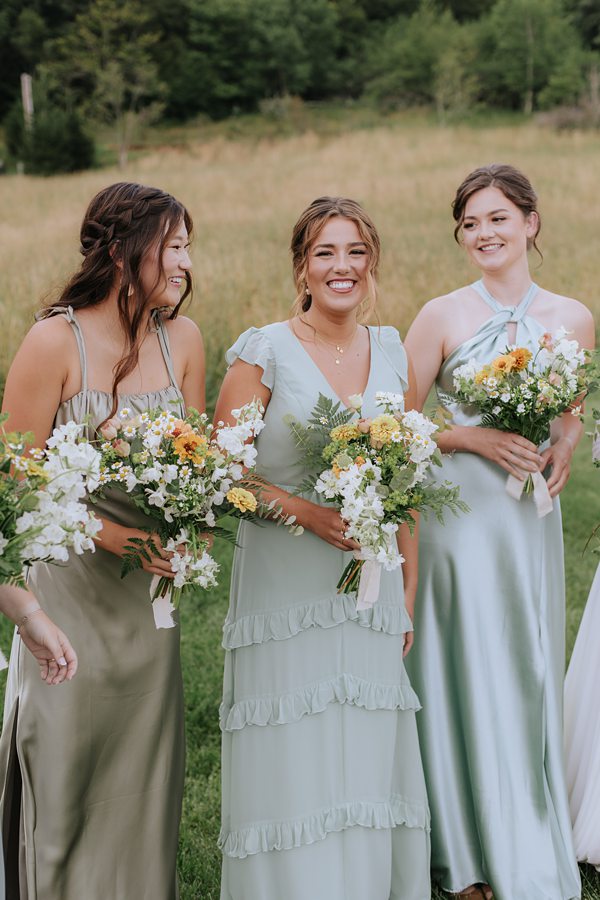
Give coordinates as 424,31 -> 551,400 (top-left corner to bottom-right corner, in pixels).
1,116 -> 600,898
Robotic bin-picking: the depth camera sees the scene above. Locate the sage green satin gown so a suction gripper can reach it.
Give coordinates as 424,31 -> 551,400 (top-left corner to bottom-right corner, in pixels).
220,323 -> 431,900
0,308 -> 185,900
405,281 -> 580,899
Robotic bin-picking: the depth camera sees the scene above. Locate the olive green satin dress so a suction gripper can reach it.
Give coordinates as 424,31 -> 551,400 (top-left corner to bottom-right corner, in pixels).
405,281 -> 580,899
0,308 -> 185,900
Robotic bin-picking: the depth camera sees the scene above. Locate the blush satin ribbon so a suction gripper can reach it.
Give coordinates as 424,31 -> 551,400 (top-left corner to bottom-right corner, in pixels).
506,470 -> 553,518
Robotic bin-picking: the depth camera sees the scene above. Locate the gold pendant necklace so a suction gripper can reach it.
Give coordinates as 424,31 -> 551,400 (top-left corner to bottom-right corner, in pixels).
298,317 -> 358,365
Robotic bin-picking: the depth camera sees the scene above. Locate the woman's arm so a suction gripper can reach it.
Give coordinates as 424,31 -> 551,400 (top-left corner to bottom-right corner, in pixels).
540,301 -> 596,497
214,360 -> 359,552
0,584 -> 78,684
175,316 -> 206,413
1,319 -> 75,445
398,357 -> 419,656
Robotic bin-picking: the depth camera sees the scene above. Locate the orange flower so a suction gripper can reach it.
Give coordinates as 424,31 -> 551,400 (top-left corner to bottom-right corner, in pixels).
508,347 -> 532,371
170,419 -> 193,438
491,354 -> 515,375
173,432 -> 208,464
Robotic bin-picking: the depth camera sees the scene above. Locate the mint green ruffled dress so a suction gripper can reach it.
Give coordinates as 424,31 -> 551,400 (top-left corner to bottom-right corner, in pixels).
219,323 -> 431,900
0,308 -> 185,900
405,281 -> 580,899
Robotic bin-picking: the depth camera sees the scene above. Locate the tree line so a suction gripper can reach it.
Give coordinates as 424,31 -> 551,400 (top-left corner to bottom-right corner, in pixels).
1,0 -> 599,172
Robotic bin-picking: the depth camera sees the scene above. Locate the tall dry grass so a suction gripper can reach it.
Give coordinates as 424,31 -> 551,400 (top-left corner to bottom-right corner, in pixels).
2,120 -> 599,404
2,120 -> 600,897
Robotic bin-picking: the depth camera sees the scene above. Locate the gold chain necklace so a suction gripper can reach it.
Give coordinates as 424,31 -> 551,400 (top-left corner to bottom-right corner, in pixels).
298,317 -> 358,365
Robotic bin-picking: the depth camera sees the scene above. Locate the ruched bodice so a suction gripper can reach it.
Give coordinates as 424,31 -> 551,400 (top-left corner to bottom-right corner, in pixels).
437,280 -> 544,427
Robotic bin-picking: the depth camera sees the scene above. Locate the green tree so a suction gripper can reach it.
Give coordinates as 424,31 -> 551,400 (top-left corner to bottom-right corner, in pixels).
434,24 -> 480,121
364,2 -> 460,108
42,0 -> 165,166
5,78 -> 94,175
476,0 -> 585,113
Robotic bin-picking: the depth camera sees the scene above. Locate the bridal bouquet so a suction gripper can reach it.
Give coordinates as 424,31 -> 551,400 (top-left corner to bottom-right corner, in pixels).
290,393 -> 466,609
94,401 -> 300,627
0,419 -> 102,586
453,329 -> 599,515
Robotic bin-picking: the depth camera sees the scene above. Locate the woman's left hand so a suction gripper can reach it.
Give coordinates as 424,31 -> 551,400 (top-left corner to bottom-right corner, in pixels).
402,589 -> 416,658
19,609 -> 78,684
539,436 -> 575,497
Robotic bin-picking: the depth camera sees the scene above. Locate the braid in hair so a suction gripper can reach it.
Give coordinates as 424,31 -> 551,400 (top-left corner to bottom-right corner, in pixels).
41,182 -> 193,422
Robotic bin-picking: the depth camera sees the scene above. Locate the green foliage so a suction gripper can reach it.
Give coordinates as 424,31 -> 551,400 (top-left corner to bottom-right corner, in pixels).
4,87 -> 94,175
40,0 -> 165,166
0,0 -> 597,132
365,4 -> 461,108
476,0 -> 585,112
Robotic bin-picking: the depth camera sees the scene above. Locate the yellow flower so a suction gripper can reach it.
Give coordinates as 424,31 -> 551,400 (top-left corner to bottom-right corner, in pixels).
474,365 -> 491,384
25,459 -> 47,479
491,354 -> 515,375
369,414 -> 399,448
173,432 -> 208,464
508,347 -> 532,370
226,487 -> 258,513
330,423 -> 360,443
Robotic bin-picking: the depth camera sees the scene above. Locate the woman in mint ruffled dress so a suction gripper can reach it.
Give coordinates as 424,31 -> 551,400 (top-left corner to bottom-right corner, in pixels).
214,196 -> 430,900
404,163 -> 594,900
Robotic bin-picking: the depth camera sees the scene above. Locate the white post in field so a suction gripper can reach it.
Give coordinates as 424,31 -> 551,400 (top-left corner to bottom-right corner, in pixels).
21,73 -> 34,132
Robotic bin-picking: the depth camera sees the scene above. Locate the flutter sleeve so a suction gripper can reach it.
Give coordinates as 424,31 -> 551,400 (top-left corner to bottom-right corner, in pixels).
225,327 -> 276,391
374,326 -> 409,393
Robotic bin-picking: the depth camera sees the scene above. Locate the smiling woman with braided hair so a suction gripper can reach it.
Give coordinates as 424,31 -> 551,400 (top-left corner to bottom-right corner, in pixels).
0,182 -> 204,899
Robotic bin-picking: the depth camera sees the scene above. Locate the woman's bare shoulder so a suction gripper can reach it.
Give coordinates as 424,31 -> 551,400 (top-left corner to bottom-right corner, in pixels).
538,288 -> 595,330
18,314 -> 78,360
412,286 -> 473,324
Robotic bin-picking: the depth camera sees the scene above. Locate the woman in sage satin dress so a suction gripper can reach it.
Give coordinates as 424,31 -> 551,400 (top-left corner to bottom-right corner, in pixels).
0,182 -> 205,899
404,164 -> 594,900
215,197 -> 430,900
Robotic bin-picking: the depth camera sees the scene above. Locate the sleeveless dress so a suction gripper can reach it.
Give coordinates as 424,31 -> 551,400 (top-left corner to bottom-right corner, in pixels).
565,564 -> 600,867
0,308 -> 186,900
219,322 -> 431,900
405,281 -> 581,900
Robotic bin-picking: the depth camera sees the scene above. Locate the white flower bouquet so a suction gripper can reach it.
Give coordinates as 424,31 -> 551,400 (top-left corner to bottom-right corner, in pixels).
0,418 -> 102,585
290,393 -> 466,608
94,400 -> 300,627
452,329 -> 599,514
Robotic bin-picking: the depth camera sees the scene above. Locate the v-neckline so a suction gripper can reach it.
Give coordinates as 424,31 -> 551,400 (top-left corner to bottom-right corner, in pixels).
283,321 -> 374,410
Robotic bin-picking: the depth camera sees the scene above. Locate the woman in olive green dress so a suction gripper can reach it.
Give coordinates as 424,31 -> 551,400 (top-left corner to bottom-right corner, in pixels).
0,182 -> 204,899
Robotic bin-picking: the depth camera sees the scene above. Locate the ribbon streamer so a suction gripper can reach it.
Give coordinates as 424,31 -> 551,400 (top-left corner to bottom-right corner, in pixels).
506,470 -> 553,518
150,575 -> 177,629
355,558 -> 382,610
0,649 -> 8,671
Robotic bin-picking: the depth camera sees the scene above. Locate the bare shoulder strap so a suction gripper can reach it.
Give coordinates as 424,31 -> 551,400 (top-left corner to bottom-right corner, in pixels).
152,311 -> 179,390
36,306 -> 88,392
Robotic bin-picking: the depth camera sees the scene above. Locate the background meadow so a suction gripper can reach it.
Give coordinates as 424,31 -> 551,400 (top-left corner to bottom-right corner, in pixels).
1,117 -> 600,898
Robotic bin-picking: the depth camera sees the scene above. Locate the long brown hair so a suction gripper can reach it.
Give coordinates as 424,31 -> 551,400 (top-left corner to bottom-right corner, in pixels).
290,196 -> 380,320
41,182 -> 193,420
452,163 -> 542,257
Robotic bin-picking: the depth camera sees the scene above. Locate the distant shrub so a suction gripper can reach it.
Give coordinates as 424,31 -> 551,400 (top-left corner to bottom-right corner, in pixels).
4,100 -> 95,175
